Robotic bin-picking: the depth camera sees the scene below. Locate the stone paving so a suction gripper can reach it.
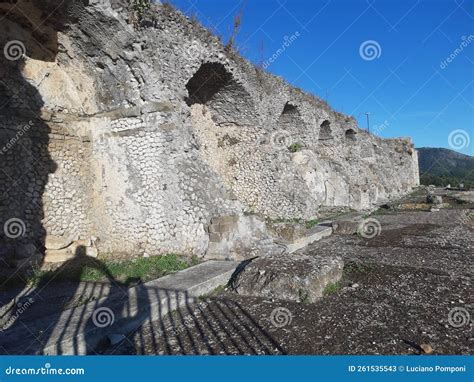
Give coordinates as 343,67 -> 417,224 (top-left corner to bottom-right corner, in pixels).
103,201 -> 473,355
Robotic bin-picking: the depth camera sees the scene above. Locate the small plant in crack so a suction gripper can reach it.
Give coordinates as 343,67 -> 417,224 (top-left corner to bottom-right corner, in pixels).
323,281 -> 342,296
288,143 -> 302,153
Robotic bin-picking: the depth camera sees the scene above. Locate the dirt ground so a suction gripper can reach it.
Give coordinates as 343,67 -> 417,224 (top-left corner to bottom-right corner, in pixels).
103,193 -> 473,355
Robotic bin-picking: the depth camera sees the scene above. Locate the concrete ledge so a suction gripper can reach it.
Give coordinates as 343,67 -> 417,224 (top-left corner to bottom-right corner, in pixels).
0,260 -> 238,355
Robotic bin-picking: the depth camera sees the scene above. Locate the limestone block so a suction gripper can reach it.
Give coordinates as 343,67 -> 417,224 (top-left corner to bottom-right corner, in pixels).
332,217 -> 364,235
209,233 -> 221,242
44,242 -> 98,263
231,253 -> 344,303
44,246 -> 77,263
426,195 -> 443,205
205,215 -> 282,261
44,235 -> 73,250
86,247 -> 98,258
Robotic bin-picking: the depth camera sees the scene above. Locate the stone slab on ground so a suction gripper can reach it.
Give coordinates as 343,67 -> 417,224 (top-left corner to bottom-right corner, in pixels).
452,191 -> 474,204
326,211 -> 373,235
285,225 -> 333,253
0,260 -> 238,355
230,253 -> 343,303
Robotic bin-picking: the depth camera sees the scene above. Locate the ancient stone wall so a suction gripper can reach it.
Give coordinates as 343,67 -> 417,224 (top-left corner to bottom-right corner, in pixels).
0,0 -> 419,262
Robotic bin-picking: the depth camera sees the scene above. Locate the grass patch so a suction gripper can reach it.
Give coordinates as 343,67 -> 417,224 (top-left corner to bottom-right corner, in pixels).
288,143 -> 302,153
267,217 -> 303,224
27,254 -> 196,287
323,281 -> 342,296
305,219 -> 319,229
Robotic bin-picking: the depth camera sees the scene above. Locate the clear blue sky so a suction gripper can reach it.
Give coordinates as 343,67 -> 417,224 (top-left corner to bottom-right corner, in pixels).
167,0 -> 473,155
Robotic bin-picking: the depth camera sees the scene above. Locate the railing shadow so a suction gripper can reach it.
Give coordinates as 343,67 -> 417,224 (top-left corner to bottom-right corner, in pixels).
0,257 -> 285,355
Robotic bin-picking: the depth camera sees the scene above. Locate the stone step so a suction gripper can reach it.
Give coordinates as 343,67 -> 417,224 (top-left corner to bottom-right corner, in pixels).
285,225 -> 333,253
320,210 -> 374,235
0,260 -> 239,355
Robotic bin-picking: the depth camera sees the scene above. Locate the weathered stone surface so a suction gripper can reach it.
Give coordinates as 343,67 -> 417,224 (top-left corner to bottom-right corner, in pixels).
285,226 -> 333,253
85,246 -> 99,258
231,253 -> 344,302
44,242 -> 98,263
332,217 -> 364,235
427,195 -> 443,205
0,0 -> 419,264
267,222 -> 307,242
44,246 -> 77,263
206,215 -> 282,260
267,222 -> 333,253
44,235 -> 73,250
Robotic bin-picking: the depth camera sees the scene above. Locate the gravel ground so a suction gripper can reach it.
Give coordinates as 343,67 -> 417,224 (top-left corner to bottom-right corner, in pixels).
103,204 -> 473,355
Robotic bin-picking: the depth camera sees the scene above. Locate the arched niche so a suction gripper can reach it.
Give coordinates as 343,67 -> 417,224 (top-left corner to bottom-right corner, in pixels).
319,120 -> 333,140
345,128 -> 357,141
276,102 -> 306,131
185,62 -> 257,126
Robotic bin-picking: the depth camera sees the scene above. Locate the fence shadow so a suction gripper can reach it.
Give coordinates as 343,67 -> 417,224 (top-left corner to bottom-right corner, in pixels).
0,256 -> 285,355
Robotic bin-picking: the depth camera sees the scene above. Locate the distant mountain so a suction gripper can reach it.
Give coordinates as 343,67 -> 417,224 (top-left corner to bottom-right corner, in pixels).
417,147 -> 474,188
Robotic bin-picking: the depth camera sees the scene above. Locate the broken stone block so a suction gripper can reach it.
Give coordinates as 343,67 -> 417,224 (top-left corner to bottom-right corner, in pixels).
86,247 -> 98,258
426,194 -> 443,205
205,215 -> 281,261
44,242 -> 98,263
44,235 -> 73,250
230,253 -> 343,303
44,246 -> 77,263
332,217 -> 363,235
